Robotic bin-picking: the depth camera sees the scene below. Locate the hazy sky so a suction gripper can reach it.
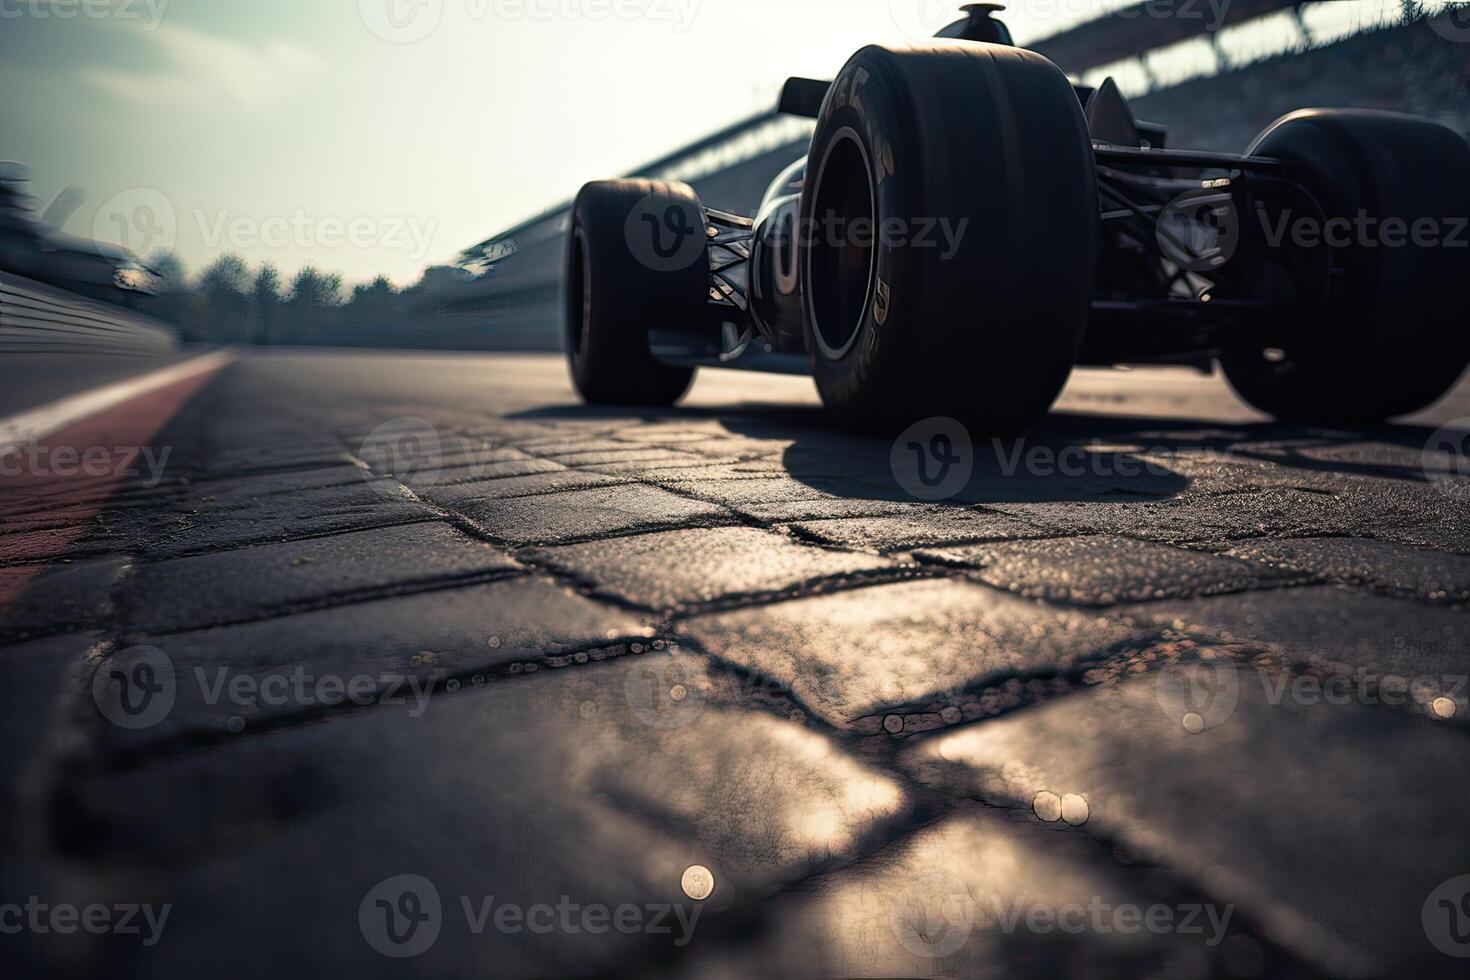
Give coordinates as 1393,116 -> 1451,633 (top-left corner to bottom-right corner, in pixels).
0,0 -> 1410,286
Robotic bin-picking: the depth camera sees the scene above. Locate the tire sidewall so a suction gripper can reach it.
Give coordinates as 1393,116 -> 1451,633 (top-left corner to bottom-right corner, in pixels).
566,223 -> 592,370
801,52 -> 930,423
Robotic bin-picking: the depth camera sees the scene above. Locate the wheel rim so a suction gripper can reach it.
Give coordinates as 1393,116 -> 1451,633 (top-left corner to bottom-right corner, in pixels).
806,128 -> 877,361
568,228 -> 590,358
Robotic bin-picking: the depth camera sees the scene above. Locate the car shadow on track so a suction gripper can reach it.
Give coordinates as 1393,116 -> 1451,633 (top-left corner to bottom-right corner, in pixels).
512,401 -> 1449,509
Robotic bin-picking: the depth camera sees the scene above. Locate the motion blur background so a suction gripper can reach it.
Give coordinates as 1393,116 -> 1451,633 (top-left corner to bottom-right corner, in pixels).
2,0 -> 1468,353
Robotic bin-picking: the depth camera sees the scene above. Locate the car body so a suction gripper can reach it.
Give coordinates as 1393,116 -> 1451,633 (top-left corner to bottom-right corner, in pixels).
566,2 -> 1470,429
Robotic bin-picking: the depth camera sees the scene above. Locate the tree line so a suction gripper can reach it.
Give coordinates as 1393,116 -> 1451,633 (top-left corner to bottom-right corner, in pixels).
140,250 -> 460,345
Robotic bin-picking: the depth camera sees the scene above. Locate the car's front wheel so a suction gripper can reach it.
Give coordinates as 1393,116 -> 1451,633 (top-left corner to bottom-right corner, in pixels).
798,42 -> 1098,434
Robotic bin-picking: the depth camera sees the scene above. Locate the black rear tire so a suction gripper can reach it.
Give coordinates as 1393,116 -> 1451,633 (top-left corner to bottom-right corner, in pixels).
1221,110 -> 1470,425
798,42 -> 1097,434
565,179 -> 706,406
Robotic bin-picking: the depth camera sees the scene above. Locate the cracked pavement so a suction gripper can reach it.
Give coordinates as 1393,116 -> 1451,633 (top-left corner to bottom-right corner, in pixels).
2,351 -> 1469,978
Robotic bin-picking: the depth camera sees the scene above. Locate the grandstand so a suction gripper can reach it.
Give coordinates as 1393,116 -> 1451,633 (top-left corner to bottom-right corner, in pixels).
1135,13 -> 1470,151
1043,0 -> 1454,98
1030,0 -> 1315,79
446,1 -> 1467,352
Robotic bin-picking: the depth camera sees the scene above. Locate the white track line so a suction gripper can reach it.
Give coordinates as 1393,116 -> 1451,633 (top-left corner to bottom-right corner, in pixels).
0,351 -> 234,457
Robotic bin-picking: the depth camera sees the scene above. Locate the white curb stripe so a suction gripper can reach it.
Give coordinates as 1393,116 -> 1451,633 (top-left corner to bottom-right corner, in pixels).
0,352 -> 234,458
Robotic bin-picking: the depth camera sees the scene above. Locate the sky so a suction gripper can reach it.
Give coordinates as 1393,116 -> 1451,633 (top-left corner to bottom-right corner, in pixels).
0,0 -> 1420,286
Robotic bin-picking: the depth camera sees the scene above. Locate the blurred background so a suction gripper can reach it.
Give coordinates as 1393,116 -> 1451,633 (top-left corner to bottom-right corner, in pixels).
2,0 -> 1467,355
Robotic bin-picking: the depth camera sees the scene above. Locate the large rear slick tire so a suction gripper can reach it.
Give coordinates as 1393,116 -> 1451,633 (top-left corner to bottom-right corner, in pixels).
1221,110 -> 1470,425
565,179 -> 707,406
799,42 -> 1097,434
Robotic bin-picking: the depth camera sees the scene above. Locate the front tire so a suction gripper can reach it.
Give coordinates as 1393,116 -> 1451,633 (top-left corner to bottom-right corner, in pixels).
798,42 -> 1097,434
565,179 -> 706,406
1220,110 -> 1470,425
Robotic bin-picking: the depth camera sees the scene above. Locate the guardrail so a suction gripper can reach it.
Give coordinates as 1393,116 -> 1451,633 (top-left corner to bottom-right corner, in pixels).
0,272 -> 175,355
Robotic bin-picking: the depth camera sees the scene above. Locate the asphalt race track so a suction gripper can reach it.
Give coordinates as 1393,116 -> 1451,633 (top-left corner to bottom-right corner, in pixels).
3,351 -> 1469,978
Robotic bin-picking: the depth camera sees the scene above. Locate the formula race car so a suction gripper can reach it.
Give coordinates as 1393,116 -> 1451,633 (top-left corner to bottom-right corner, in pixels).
564,3 -> 1470,432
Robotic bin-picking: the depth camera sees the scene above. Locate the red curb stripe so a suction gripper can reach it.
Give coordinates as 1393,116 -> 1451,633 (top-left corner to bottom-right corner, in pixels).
0,361 -> 230,612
